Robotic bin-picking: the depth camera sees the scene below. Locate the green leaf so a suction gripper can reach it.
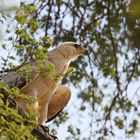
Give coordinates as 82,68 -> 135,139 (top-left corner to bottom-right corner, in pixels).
8,37 -> 13,41
42,36 -> 52,45
16,45 -> 25,51
2,44 -> 6,49
9,56 -> 15,60
66,67 -> 75,75
114,116 -> 124,129
68,125 -> 74,134
15,11 -> 27,24
26,4 -> 37,14
27,18 -> 40,33
0,19 -> 3,24
129,0 -> 140,19
132,120 -> 138,129
55,0 -> 61,5
74,0 -> 80,8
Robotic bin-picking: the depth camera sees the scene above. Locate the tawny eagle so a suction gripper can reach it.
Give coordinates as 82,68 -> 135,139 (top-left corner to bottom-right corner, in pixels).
0,42 -> 87,125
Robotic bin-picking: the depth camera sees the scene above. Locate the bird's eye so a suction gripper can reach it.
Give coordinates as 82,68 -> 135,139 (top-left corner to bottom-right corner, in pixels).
74,44 -> 81,50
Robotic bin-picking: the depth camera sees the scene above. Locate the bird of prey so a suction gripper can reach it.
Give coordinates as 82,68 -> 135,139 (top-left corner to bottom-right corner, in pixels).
1,42 -> 87,125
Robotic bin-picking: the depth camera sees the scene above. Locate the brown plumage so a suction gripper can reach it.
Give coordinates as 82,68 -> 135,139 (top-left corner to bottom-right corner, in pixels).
1,42 -> 87,125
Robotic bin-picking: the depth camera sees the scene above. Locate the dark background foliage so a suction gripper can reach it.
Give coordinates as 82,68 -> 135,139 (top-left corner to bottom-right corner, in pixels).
0,0 -> 140,140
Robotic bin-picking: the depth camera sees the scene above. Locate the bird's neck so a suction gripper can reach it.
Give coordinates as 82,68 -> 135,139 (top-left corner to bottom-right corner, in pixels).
47,50 -> 70,75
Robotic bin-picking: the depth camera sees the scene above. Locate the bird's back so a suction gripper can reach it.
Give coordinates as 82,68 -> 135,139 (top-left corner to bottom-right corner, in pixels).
0,72 -> 26,88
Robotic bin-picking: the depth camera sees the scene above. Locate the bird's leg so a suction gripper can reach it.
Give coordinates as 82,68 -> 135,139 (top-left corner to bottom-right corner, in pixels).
38,89 -> 57,125
38,101 -> 49,125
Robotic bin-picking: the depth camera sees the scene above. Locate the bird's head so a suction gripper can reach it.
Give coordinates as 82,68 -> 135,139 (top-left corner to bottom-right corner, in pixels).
57,42 -> 88,60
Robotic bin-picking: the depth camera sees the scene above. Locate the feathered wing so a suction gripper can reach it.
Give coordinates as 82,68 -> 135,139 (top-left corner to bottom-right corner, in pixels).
0,72 -> 27,88
0,66 -> 38,89
47,85 -> 71,122
0,72 -> 71,122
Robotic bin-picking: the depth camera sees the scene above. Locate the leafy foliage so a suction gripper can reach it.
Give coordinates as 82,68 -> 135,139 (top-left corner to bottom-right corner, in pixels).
0,82 -> 37,140
0,3 -> 53,140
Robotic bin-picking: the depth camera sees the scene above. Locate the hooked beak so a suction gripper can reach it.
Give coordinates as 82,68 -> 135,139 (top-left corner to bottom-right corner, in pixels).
84,49 -> 88,55
80,47 -> 88,55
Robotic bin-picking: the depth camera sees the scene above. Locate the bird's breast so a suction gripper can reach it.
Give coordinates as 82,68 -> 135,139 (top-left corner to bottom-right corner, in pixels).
22,76 -> 57,99
55,64 -> 69,76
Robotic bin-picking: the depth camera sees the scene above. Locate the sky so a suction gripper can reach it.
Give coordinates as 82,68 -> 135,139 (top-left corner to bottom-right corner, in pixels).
0,0 -> 20,8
